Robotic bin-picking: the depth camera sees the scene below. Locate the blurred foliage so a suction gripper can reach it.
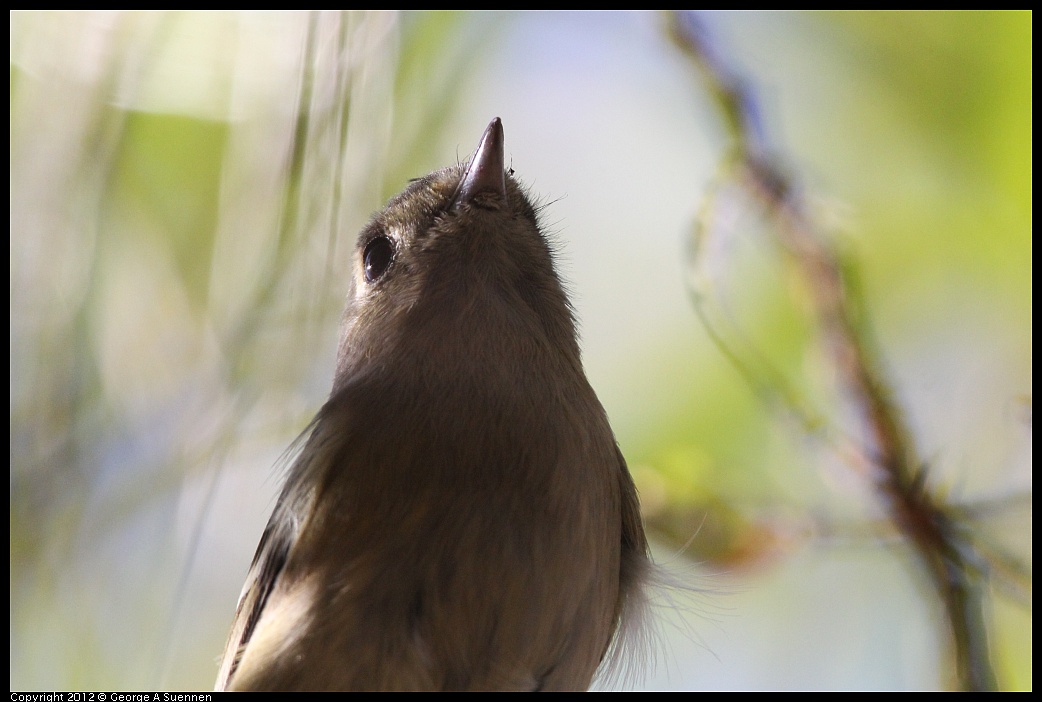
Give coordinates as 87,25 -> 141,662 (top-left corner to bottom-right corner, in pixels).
635,9 -> 1030,691
636,8 -> 1031,561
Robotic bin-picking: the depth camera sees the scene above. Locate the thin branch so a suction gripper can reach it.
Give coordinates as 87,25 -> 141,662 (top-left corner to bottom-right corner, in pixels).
668,10 -> 1000,691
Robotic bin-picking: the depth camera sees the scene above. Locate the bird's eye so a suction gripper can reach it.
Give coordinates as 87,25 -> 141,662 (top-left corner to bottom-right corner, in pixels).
363,236 -> 395,283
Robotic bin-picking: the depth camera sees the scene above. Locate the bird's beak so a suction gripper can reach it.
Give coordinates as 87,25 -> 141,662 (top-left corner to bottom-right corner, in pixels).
454,117 -> 507,206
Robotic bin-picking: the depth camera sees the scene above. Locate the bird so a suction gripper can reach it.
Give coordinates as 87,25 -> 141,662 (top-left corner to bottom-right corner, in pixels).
214,117 -> 650,691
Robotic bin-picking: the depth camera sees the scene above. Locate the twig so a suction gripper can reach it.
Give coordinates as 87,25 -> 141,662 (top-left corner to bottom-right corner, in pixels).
668,11 -> 999,690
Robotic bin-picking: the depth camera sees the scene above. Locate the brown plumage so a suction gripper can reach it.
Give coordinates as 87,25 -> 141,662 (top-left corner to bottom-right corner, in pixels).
215,118 -> 649,691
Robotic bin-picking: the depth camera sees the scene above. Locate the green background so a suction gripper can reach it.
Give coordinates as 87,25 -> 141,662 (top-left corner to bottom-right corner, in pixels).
10,10 -> 1031,691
